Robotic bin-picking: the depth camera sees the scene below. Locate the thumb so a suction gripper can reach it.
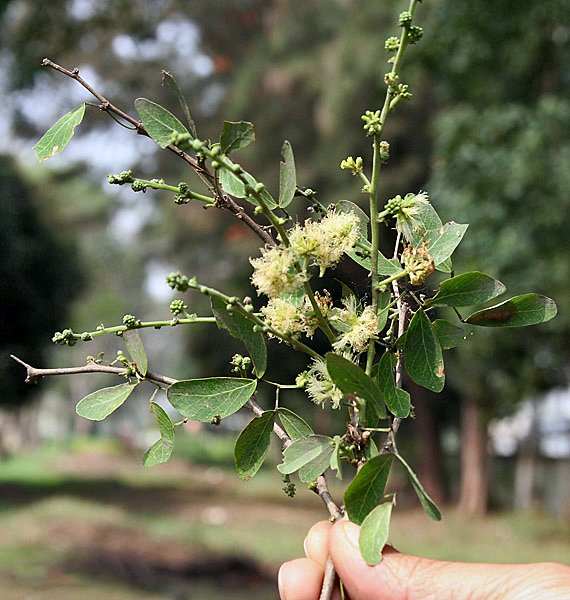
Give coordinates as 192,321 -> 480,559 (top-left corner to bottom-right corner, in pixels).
328,520 -> 541,600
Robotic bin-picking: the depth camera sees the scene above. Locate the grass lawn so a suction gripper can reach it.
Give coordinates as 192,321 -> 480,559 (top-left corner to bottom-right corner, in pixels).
0,435 -> 567,599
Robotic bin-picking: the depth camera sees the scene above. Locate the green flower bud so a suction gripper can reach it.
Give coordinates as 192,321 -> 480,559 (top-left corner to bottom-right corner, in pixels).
170,299 -> 187,316
398,10 -> 413,27
385,36 -> 400,52
122,314 -> 139,328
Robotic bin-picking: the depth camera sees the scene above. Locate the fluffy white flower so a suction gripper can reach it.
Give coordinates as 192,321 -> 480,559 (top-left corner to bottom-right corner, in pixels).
305,358 -> 344,409
330,296 -> 378,354
250,246 -> 305,298
290,210 -> 361,276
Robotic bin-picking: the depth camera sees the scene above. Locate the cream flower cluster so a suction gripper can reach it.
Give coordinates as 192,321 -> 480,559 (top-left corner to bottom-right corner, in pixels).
305,357 -> 344,409
250,246 -> 305,298
330,296 -> 378,354
289,210 -> 361,276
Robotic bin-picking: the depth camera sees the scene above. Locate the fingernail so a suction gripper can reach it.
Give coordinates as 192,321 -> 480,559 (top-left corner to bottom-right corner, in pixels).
341,521 -> 360,550
303,536 -> 309,557
278,562 -> 289,600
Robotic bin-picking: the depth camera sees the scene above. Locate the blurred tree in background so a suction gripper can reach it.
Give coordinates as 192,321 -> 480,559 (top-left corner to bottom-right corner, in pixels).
0,155 -> 82,449
1,0 -> 568,515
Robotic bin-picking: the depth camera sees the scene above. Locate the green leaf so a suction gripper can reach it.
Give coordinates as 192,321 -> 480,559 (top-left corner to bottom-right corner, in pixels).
279,140 -> 297,208
277,435 -> 334,483
76,382 -> 137,421
344,454 -> 393,525
167,377 -> 256,422
134,98 -> 190,148
465,294 -> 558,328
218,159 -> 277,209
220,120 -> 255,154
408,200 -> 444,242
33,104 -> 86,161
395,452 -> 441,520
123,330 -> 148,376
161,70 -> 197,138
426,222 -> 468,267
426,272 -> 506,308
346,248 -> 403,277
211,297 -> 267,378
432,320 -> 468,349
277,408 -> 314,441
376,352 -> 410,418
143,402 -> 175,467
330,436 -> 343,480
404,309 -> 445,393
326,353 -> 386,422
359,500 -> 394,565
234,411 -> 275,480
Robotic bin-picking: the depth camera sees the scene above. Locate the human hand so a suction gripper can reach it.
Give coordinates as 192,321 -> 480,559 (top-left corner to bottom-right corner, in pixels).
278,520 -> 570,600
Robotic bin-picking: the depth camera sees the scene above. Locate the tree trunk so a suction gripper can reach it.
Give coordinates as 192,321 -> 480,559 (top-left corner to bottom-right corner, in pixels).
458,394 -> 488,516
513,402 -> 537,511
410,382 -> 446,505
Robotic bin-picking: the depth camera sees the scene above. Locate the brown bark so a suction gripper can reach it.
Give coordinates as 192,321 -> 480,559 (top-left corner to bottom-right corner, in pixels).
458,394 -> 488,516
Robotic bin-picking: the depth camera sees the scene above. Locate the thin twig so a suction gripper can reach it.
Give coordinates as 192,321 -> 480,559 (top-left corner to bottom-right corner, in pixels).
10,354 -> 342,518
41,59 -> 275,247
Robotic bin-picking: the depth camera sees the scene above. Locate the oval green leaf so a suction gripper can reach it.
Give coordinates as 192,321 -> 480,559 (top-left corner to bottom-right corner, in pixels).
359,500 -> 394,565
161,69 -> 197,138
344,454 -> 393,525
76,381 -> 137,421
465,294 -> 558,328
279,140 -> 297,208
123,329 -> 148,376
143,402 -> 175,467
326,353 -> 386,422
432,319 -> 468,350
277,435 -> 334,481
34,103 -> 86,162
426,272 -> 506,308
220,120 -> 255,154
234,411 -> 275,480
376,352 -> 410,418
211,297 -> 267,378
277,408 -> 314,441
425,222 -> 468,267
135,98 -> 190,148
404,309 -> 445,393
395,451 -> 441,521
167,377 -> 257,422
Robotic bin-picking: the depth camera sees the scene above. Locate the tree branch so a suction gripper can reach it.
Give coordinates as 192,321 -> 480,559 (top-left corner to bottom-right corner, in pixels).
40,59 -> 276,247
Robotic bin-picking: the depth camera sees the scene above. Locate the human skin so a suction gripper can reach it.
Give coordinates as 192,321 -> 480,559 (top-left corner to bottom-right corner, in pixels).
278,520 -> 570,600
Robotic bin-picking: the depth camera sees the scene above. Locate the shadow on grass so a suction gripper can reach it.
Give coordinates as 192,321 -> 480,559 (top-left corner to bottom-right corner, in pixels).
0,477 -> 216,513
